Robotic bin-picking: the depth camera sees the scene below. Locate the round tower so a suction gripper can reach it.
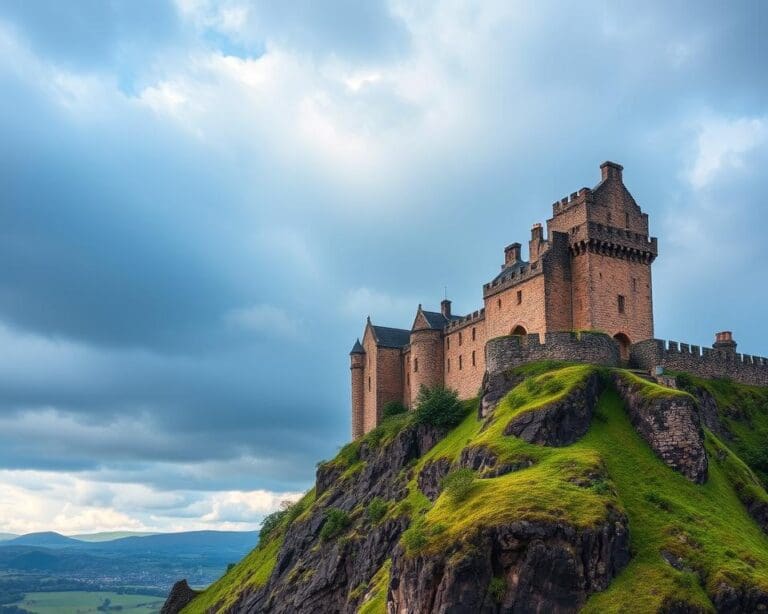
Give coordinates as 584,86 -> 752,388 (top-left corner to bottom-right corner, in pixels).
350,339 -> 366,440
408,328 -> 444,407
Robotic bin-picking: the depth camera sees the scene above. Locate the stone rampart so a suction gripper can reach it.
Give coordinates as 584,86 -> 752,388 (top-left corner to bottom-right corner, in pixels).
485,331 -> 620,374
631,339 -> 768,387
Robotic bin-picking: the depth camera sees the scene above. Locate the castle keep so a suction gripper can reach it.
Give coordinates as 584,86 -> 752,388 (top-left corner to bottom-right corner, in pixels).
349,162 -> 768,439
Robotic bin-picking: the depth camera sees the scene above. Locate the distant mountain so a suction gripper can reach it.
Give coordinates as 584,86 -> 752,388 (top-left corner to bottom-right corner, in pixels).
71,531 -> 157,542
6,532 -> 82,548
94,530 -> 258,554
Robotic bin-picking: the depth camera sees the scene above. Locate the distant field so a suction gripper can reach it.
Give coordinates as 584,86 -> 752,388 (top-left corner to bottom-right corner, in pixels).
14,591 -> 165,614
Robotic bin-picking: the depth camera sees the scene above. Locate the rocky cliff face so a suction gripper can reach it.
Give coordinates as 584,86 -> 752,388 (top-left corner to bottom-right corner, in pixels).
166,364 -> 768,614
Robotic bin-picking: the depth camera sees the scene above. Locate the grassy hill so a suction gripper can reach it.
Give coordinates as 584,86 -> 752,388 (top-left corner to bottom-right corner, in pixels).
176,363 -> 768,613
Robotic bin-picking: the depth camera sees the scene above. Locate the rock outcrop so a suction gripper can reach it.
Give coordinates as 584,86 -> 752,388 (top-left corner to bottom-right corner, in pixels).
613,374 -> 708,484
388,513 -> 630,613
161,580 -> 198,614
504,373 -> 603,446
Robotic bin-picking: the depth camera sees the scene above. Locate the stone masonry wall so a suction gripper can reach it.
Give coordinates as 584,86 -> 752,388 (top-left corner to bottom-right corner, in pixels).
631,339 -> 768,387
444,316 -> 487,400
483,272 -> 547,340
485,331 -> 620,375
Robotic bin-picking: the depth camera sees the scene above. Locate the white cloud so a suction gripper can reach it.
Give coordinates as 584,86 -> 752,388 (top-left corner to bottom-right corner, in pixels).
686,114 -> 768,189
342,287 -> 415,324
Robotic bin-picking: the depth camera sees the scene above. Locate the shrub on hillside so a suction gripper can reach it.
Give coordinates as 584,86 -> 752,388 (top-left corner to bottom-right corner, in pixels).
320,508 -> 351,541
259,499 -> 298,541
382,400 -> 408,419
366,497 -> 388,523
488,577 -> 506,603
401,520 -> 428,554
441,468 -> 476,502
413,385 -> 466,428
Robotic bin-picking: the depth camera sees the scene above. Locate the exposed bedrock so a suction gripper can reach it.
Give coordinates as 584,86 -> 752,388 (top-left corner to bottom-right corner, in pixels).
161,580 -> 198,614
388,513 -> 630,614
612,374 -> 708,484
503,373 -> 604,447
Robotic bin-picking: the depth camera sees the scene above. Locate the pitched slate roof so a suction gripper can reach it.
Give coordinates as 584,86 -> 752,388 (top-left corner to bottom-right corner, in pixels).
371,325 -> 411,349
349,339 -> 365,354
492,259 -> 529,283
421,310 -> 463,330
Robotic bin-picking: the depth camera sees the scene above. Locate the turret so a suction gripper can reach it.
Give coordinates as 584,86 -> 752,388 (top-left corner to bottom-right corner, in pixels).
350,339 -> 365,440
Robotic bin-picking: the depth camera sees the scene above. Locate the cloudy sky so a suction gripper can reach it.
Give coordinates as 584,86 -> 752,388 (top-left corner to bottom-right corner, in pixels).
0,0 -> 766,534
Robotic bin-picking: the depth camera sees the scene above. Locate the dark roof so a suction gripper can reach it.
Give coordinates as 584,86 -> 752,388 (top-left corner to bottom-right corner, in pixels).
371,325 -> 411,349
349,339 -> 365,354
492,259 -> 529,283
421,310 -> 462,330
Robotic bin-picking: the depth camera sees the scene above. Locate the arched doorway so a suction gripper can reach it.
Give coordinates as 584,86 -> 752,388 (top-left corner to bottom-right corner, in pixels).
511,325 -> 527,336
614,333 -> 631,363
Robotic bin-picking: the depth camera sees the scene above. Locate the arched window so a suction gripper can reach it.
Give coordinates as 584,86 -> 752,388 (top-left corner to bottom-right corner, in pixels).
511,325 -> 527,336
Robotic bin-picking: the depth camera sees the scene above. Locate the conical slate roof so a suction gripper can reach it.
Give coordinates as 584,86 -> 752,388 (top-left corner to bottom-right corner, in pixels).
349,338 -> 365,354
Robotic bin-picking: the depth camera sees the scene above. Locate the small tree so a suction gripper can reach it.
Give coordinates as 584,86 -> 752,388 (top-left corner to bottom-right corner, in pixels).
413,385 -> 466,428
366,497 -> 388,523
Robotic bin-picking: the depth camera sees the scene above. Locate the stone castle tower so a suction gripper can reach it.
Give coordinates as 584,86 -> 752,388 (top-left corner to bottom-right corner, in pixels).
349,162 -> 658,439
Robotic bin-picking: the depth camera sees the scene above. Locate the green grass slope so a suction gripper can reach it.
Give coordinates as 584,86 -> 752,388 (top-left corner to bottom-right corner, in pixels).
183,364 -> 768,613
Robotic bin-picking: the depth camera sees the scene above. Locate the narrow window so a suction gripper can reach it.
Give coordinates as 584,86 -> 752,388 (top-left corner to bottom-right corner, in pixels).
517,290 -> 522,305
368,377 -> 371,391
632,277 -> 638,292
447,358 -> 451,372
459,355 -> 463,370
607,211 -> 612,224
625,213 -> 630,228
407,373 -> 410,386
414,358 -> 418,373
459,332 -> 463,346
472,327 -> 476,341
618,295 -> 626,314
472,350 -> 476,367
497,298 -> 502,309
447,337 -> 450,350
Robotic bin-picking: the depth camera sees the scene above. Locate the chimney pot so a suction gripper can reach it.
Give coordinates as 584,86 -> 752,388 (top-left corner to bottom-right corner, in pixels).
504,242 -> 522,266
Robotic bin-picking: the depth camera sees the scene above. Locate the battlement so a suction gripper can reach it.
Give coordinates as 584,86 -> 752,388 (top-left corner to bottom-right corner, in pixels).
552,187 -> 593,216
568,222 -> 658,262
483,260 -> 543,298
632,338 -> 768,387
485,331 -> 619,374
445,308 -> 486,333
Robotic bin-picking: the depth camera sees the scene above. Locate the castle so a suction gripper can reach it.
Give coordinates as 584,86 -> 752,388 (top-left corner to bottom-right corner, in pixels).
349,162 -> 768,439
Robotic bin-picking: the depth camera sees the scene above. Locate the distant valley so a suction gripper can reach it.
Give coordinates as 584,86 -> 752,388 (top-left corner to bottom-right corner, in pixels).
0,530 -> 258,613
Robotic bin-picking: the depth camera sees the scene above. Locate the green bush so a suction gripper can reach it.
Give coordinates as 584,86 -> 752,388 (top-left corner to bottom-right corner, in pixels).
402,520 -> 428,554
441,468 -> 476,502
320,508 -> 351,541
413,385 -> 467,428
382,400 -> 408,419
366,497 -> 388,523
488,576 -> 506,603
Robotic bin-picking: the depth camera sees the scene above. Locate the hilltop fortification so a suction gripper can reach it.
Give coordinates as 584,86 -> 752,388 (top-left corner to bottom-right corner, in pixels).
350,162 -> 768,438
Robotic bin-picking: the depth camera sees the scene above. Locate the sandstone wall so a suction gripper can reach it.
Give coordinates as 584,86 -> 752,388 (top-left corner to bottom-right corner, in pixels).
444,312 -> 487,400
631,339 -> 768,387
483,271 -> 547,339
485,331 -> 620,375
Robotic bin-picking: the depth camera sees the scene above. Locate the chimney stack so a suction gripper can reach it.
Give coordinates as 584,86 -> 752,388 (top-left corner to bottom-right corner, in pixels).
713,331 -> 737,354
441,299 -> 452,318
600,161 -> 623,182
504,242 -> 522,267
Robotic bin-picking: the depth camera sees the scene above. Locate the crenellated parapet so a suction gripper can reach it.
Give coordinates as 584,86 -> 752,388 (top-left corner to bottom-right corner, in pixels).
631,338 -> 768,387
445,308 -> 486,333
568,222 -> 657,263
485,331 -> 620,375
483,260 -> 544,299
551,187 -> 594,216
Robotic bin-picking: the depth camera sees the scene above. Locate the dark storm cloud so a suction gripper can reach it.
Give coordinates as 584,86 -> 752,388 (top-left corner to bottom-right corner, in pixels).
0,0 -> 766,530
